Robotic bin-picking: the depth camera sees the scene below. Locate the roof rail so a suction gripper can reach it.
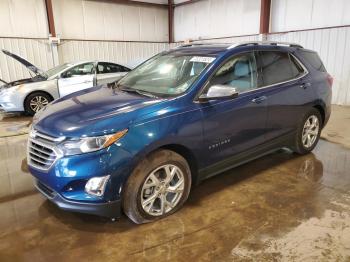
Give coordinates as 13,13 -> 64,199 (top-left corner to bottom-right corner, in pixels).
176,43 -> 209,48
227,41 -> 303,49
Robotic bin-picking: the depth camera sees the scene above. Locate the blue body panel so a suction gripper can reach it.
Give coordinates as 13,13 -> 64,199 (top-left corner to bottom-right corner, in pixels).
28,44 -> 332,218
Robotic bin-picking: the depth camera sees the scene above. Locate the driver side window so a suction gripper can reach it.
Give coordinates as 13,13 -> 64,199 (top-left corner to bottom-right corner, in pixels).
62,63 -> 95,78
209,52 -> 257,94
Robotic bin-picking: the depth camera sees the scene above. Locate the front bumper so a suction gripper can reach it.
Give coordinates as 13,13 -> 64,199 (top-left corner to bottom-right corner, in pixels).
35,180 -> 121,218
0,91 -> 25,112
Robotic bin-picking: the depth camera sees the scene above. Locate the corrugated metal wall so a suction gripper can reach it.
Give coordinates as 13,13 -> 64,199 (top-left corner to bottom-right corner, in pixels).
268,28 -> 350,105
0,0 -> 48,38
0,0 -> 350,105
271,0 -> 350,32
0,38 -> 55,82
58,40 -> 171,68
174,0 -> 261,42
52,0 -> 168,42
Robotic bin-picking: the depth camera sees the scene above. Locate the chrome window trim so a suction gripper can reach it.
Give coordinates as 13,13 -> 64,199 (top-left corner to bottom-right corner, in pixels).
194,51 -> 308,102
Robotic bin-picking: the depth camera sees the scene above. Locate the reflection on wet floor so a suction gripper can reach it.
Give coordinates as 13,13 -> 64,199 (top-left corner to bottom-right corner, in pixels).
0,134 -> 350,260
0,113 -> 31,138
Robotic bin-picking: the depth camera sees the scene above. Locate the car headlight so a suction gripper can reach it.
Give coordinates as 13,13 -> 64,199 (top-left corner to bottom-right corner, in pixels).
58,129 -> 128,156
85,175 -> 110,196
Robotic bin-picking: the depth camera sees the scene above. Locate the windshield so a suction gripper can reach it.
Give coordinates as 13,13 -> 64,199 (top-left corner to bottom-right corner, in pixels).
45,63 -> 73,78
118,54 -> 215,96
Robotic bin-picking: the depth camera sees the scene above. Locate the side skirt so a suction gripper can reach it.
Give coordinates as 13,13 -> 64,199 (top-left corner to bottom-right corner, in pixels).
198,132 -> 295,181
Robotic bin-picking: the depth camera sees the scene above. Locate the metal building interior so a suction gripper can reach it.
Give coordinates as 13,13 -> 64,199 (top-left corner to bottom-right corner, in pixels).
0,0 -> 350,261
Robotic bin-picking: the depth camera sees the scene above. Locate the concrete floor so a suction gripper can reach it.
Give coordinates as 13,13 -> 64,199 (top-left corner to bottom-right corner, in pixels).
0,107 -> 350,261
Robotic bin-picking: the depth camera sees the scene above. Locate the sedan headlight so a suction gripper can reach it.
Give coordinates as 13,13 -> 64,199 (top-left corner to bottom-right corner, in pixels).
58,129 -> 128,156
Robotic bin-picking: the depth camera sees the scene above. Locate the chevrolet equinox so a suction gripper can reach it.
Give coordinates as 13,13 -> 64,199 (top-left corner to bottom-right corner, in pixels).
27,42 -> 332,224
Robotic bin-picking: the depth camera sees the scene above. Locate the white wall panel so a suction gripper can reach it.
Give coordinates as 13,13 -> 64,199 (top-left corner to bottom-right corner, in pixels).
52,0 -> 168,42
271,0 -> 350,32
58,40 -> 171,68
0,38 -> 55,82
174,0 -> 260,42
0,0 -> 48,38
268,27 -> 350,105
190,34 -> 261,44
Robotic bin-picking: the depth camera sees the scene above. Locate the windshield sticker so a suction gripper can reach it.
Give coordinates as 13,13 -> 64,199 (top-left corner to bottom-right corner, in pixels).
190,57 -> 215,63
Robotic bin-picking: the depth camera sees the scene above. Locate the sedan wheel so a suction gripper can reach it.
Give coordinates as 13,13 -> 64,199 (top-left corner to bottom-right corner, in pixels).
29,95 -> 49,112
141,164 -> 185,216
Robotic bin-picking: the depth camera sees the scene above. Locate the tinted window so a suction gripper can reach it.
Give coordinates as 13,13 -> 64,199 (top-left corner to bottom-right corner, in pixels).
299,50 -> 326,72
258,51 -> 305,87
97,62 -> 128,74
208,52 -> 257,94
63,63 -> 94,78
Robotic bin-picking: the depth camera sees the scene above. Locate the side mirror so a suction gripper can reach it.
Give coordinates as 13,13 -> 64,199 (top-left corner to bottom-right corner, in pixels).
198,85 -> 238,102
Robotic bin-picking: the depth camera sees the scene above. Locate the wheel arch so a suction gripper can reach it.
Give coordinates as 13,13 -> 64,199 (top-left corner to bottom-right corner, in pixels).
159,144 -> 199,185
23,90 -> 54,108
313,104 -> 325,127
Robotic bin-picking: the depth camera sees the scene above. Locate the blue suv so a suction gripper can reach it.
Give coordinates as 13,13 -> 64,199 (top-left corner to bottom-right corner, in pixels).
27,42 -> 332,224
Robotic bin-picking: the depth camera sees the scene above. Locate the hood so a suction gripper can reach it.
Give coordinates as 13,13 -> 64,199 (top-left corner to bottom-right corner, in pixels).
33,86 -> 165,137
2,49 -> 46,78
0,78 -> 7,85
0,76 -> 46,89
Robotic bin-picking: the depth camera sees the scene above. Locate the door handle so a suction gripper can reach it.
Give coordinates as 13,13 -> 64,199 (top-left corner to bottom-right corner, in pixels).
252,96 -> 267,103
300,82 -> 311,89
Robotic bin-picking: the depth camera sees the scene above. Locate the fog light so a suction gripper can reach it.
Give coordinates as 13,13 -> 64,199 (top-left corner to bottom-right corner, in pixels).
85,175 -> 110,197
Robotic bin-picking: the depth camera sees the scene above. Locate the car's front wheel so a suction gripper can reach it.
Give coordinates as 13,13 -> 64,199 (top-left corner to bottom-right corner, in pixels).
293,108 -> 322,154
24,92 -> 52,116
123,150 -> 191,224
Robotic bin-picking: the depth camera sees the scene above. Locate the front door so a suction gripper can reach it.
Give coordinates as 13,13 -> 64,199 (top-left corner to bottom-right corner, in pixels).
58,62 -> 95,97
200,52 -> 268,169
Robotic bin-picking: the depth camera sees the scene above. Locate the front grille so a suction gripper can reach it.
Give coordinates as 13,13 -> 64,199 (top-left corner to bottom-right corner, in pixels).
35,180 -> 56,198
27,130 -> 64,170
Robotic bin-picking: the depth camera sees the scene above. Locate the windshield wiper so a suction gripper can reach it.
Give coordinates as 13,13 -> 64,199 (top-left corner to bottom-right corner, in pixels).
119,87 -> 158,98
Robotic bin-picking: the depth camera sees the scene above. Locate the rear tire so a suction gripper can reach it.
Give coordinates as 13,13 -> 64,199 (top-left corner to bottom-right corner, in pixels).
123,150 -> 191,224
24,92 -> 52,116
293,108 -> 322,155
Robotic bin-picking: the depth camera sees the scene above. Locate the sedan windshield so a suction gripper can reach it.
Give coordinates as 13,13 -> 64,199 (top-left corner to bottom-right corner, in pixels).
45,63 -> 73,78
118,54 -> 215,96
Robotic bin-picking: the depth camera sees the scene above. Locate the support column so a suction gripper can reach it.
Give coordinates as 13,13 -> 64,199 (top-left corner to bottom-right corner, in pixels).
168,0 -> 174,43
259,0 -> 271,41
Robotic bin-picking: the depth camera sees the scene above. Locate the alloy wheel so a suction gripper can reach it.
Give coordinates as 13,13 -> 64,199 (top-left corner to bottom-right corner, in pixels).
302,115 -> 319,148
141,164 -> 185,216
30,96 -> 49,112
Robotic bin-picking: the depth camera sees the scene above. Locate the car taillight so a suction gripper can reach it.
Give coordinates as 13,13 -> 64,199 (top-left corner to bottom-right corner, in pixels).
326,74 -> 333,87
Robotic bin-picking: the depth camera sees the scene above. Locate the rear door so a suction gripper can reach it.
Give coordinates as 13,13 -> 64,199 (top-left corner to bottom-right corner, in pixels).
255,50 -> 312,141
200,51 -> 269,168
58,62 -> 95,97
96,62 -> 130,85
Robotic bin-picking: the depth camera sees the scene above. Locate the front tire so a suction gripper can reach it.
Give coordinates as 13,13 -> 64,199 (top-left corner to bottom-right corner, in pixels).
24,92 -> 52,116
293,108 -> 322,155
123,150 -> 191,224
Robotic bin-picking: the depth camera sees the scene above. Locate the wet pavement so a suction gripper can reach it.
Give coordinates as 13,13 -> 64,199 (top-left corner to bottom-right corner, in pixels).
0,113 -> 31,138
0,114 -> 350,261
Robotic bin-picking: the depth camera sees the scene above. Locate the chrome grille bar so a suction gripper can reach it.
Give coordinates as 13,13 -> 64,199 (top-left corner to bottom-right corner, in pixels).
27,130 -> 64,171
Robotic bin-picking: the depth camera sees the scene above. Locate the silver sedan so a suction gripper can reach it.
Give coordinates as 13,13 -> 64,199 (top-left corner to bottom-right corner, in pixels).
0,50 -> 130,115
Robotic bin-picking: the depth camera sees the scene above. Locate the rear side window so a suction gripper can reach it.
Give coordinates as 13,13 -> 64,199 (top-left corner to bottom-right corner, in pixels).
299,50 -> 326,72
257,51 -> 305,87
97,62 -> 130,74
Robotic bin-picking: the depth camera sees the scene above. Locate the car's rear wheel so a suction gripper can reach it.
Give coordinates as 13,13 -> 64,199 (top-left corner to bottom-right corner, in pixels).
123,150 -> 191,224
293,108 -> 322,155
24,92 -> 52,116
